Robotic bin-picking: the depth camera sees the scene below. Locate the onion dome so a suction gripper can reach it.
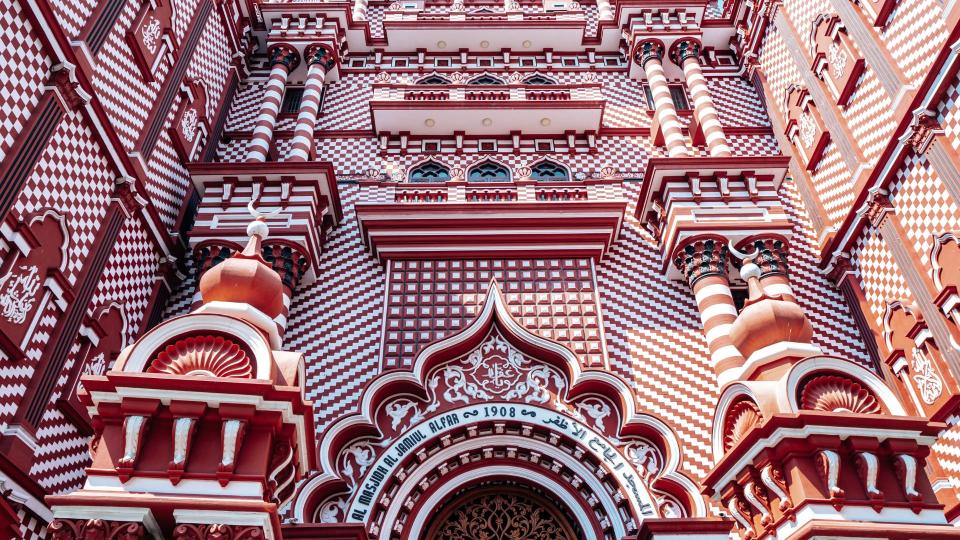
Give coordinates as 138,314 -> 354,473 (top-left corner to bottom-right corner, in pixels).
728,262 -> 813,359
198,217 -> 284,319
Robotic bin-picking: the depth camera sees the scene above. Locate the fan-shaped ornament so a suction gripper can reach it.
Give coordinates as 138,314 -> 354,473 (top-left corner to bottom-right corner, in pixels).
148,335 -> 254,379
723,399 -> 762,452
799,375 -> 881,414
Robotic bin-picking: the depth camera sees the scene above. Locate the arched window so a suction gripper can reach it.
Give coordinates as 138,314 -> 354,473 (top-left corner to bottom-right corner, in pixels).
469,75 -> 504,85
530,160 -> 569,181
524,74 -> 556,85
409,161 -> 451,182
468,161 -> 511,182
418,75 -> 450,85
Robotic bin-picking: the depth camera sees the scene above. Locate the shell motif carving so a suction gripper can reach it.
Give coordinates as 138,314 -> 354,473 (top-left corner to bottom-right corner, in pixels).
799,375 -> 881,414
723,399 -> 762,452
147,335 -> 253,379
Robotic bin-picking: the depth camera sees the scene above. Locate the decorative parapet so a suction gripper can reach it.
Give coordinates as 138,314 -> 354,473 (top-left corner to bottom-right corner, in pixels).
369,80 -> 604,137
355,177 -> 626,261
633,155 -> 793,278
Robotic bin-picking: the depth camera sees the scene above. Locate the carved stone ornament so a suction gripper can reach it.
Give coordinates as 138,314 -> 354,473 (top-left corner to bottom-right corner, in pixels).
895,454 -> 921,501
48,519 -> 147,540
784,85 -> 829,170
172,523 -> 265,539
429,491 -> 577,540
673,238 -> 729,286
799,374 -> 882,414
147,335 -> 253,379
760,464 -> 792,511
816,449 -> 845,500
855,451 -> 883,501
723,399 -> 762,452
438,334 -> 562,405
0,265 -> 40,324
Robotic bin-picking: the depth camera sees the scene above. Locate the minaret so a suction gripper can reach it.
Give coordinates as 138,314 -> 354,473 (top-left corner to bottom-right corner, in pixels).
44,217 -> 316,539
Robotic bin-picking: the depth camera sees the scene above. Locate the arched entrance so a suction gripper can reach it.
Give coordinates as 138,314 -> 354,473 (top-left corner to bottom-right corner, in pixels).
294,284 -> 705,537
424,485 -> 581,540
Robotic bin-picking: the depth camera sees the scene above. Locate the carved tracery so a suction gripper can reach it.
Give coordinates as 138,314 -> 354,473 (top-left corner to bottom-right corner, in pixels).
426,488 -> 578,540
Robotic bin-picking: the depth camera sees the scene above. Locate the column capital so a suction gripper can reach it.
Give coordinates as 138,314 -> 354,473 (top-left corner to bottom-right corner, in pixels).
668,37 -> 702,66
904,108 -> 942,154
863,188 -> 893,228
113,176 -> 148,217
673,237 -> 730,286
261,242 -> 310,295
633,39 -> 665,68
734,236 -> 789,277
46,63 -> 91,112
827,251 -> 856,285
304,43 -> 337,71
267,43 -> 301,70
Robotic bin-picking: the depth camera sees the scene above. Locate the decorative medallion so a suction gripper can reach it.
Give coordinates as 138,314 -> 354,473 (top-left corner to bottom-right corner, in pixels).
799,374 -> 881,414
147,335 -> 253,378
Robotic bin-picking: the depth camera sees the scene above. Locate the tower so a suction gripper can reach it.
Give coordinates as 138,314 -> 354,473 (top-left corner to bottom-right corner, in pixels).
1,0 -> 960,539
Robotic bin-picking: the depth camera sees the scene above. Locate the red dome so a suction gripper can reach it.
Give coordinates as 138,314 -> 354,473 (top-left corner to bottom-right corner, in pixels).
198,218 -> 284,320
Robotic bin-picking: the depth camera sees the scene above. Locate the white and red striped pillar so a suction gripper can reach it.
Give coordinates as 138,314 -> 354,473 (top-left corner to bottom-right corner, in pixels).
674,237 -> 745,384
285,44 -> 336,162
353,0 -> 368,20
671,38 -> 732,157
245,44 -> 300,163
635,39 -> 688,158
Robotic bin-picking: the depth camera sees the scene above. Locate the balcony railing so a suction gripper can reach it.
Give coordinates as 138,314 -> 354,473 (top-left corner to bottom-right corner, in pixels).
375,180 -> 622,205
373,83 -> 600,104
384,4 -> 585,23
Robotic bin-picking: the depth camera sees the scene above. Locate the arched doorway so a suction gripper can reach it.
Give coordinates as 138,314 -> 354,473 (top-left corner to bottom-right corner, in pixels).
424,485 -> 581,540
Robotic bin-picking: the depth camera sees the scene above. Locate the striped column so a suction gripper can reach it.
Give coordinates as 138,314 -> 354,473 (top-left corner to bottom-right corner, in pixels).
635,40 -> 688,158
674,238 -> 745,383
671,38 -> 732,157
596,0 -> 614,20
353,0 -> 368,20
285,45 -> 335,162
245,44 -> 300,163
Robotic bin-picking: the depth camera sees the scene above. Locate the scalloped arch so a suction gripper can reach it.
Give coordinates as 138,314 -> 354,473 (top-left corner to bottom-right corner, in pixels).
294,281 -> 704,522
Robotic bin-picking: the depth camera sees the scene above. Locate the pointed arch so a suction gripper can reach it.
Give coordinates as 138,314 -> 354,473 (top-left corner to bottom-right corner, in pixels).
467,159 -> 511,182
529,158 -> 570,181
408,159 -> 451,182
468,73 -> 505,85
524,73 -> 557,85
417,73 -> 450,85
295,282 -> 706,524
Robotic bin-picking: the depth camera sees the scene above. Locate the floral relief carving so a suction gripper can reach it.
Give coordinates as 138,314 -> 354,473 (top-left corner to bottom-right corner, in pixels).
624,440 -> 661,479
437,334 -> 563,405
